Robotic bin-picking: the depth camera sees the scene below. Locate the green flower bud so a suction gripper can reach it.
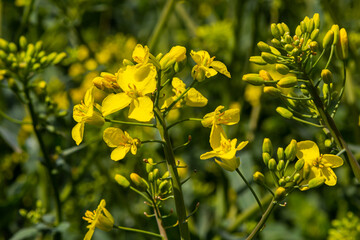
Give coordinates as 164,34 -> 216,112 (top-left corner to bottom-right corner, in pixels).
262,152 -> 271,166
310,41 -> 318,51
271,23 -> 281,39
300,21 -> 306,33
308,177 -> 325,189
294,173 -> 301,182
302,163 -> 311,179
313,13 -> 320,29
19,36 -> 27,49
53,52 -> 66,64
115,174 -> 130,188
324,139 -> 332,148
285,176 -> 291,182
123,59 -> 134,66
0,38 -> 8,50
331,25 -> 340,45
268,158 -> 277,170
310,29 -> 319,40
148,172 -> 154,182
263,86 -> 281,97
35,41 -> 43,52
279,178 -> 286,186
153,168 -> 159,180
276,64 -> 290,75
270,46 -> 281,56
159,180 -> 169,193
261,52 -> 277,64
277,76 -> 297,88
285,34 -> 292,44
281,23 -> 290,34
277,23 -> 285,35
47,52 -> 57,62
33,63 -> 41,70
263,138 -> 273,156
285,139 -> 297,162
242,73 -> 264,86
249,56 -> 267,65
277,159 -> 285,171
307,19 -> 314,33
277,147 -> 284,161
295,25 -> 302,37
253,171 -> 265,184
257,41 -> 271,52
274,187 -> 286,201
271,38 -> 282,48
321,69 -> 333,84
0,50 -> 6,60
146,158 -> 154,173
284,44 -> 294,52
162,171 -> 170,179
295,158 -> 305,171
323,30 -> 334,49
40,56 -> 48,65
130,173 -> 149,192
8,42 -> 17,52
276,107 -> 293,119
336,28 -> 348,60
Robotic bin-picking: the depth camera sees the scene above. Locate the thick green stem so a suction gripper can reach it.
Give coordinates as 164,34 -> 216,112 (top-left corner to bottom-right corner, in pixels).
114,225 -> 164,239
246,198 -> 277,240
306,79 -> 360,181
24,87 -> 62,224
157,110 -> 190,240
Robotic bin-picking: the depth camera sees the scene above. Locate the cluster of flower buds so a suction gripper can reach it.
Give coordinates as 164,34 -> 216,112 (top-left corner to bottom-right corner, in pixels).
0,36 -> 66,81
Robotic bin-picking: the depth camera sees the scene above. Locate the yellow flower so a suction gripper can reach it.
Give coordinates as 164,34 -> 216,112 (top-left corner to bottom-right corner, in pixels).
161,77 -> 208,110
160,46 -> 186,69
200,129 -> 248,171
82,199 -> 114,240
72,87 -> 104,145
296,140 -> 343,191
132,44 -> 149,64
101,63 -> 157,122
202,105 -> 240,148
103,127 -> 140,161
93,72 -> 120,92
190,50 -> 231,82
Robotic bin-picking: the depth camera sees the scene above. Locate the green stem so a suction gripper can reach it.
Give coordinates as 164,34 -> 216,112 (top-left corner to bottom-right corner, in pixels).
246,198 -> 277,240
292,116 -> 324,128
130,186 -> 153,204
306,78 -> 360,181
105,118 -> 156,128
156,109 -> 190,240
146,191 -> 169,240
310,49 -> 325,73
114,225 -> 164,239
15,0 -> 35,40
142,139 -> 166,145
148,0 -> 177,52
0,109 -> 32,124
236,168 -> 264,213
165,80 -> 197,114
23,86 -> 62,224
166,118 -> 202,130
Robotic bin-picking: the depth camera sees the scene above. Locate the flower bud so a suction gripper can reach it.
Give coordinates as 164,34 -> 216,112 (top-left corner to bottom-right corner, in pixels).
300,21 -> 306,33
324,139 -> 332,148
295,25 -> 302,37
285,34 -> 292,44
281,23 -> 290,34
270,46 -> 281,56
307,19 -> 315,33
276,64 -> 289,75
276,107 -> 293,119
308,177 -> 325,189
262,152 -> 271,166
35,41 -> 43,52
336,28 -> 348,60
271,23 -> 281,38
263,138 -> 273,156
285,139 -> 297,162
277,76 -> 297,88
310,29 -> 319,40
130,173 -> 149,192
268,158 -> 277,170
153,168 -> 159,180
253,171 -> 265,184
277,23 -> 284,35
278,178 -> 286,186
257,41 -> 271,52
259,70 -> 273,81
261,52 -> 277,64
331,25 -> 340,45
242,73 -> 264,86
313,13 -> 320,29
277,147 -> 284,161
162,171 -> 170,179
146,158 -> 154,173
277,159 -> 285,171
284,44 -> 294,52
271,38 -> 282,48
115,174 -> 130,188
0,38 -> 8,50
295,159 -> 305,171
294,173 -> 301,182
302,163 -> 311,179
249,56 -> 267,65
8,42 -> 17,52
53,52 -> 67,64
321,69 -> 333,84
274,187 -> 286,201
310,41 -> 318,52
264,86 -> 281,97
148,172 -> 154,182
159,180 -> 170,193
0,50 -> 6,60
19,36 -> 27,49
323,30 -> 334,49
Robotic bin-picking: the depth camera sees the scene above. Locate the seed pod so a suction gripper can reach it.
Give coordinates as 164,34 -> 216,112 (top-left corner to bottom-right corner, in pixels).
115,174 -> 130,188
277,76 -> 297,88
313,13 -> 320,29
276,107 -> 293,119
321,69 -> 333,84
323,30 -> 334,49
253,171 -> 265,184
271,23 -> 281,38
274,187 -> 286,201
310,29 -> 319,40
276,64 -> 290,75
308,177 -> 325,189
261,52 -> 277,64
264,86 -> 281,97
295,159 -> 305,171
281,23 -> 290,34
277,148 -> 285,161
257,41 -> 271,52
285,139 -> 297,162
130,173 -> 149,192
331,25 -> 340,45
242,74 -> 264,86
249,56 -> 267,65
262,152 -> 271,166
268,158 -> 277,170
336,28 -> 348,60
263,138 -> 273,156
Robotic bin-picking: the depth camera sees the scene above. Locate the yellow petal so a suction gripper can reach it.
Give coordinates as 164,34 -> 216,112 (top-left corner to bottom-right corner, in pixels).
72,122 -> 84,145
200,150 -> 218,160
321,167 -> 337,186
84,86 -> 95,106
102,93 -> 132,116
296,140 -> 320,163
209,124 -> 227,150
215,157 -> 239,172
111,146 -> 130,161
203,67 -> 217,78
83,228 -> 95,240
172,77 -> 186,90
210,60 -> 231,78
322,154 -> 344,168
220,108 -> 240,125
128,96 -> 154,122
103,127 -> 126,148
236,141 -> 249,151
132,44 -> 149,64
185,88 -> 208,107
190,50 -> 202,65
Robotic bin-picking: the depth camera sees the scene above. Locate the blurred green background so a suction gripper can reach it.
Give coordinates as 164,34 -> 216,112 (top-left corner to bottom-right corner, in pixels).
1,0 -> 360,239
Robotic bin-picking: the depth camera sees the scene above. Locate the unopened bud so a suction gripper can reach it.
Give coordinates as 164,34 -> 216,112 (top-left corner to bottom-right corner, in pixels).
285,139 -> 297,161
153,168 -> 159,180
271,23 -> 281,38
242,74 -> 264,86
259,70 -> 273,81
130,173 -> 149,192
115,174 -> 130,188
336,28 -> 348,60
308,177 -> 325,189
19,36 -> 27,49
295,159 -> 305,171
323,30 -> 334,49
249,56 -> 267,65
331,25 -> 340,45
276,64 -> 289,75
321,69 -> 333,84
146,158 -> 154,173
159,180 -> 169,193
263,138 -> 273,156
277,148 -> 284,161
0,38 -> 8,50
310,41 -> 318,52
277,76 -> 297,88
264,86 -> 281,97
274,187 -> 286,201
310,29 -> 319,40
294,173 -> 301,182
53,52 -> 66,64
277,159 -> 285,171
295,25 -> 302,37
324,139 -> 332,148
261,52 -> 277,64
148,172 -> 154,182
313,13 -> 320,29
253,171 -> 265,184
8,42 -> 17,52
271,38 -> 282,48
307,19 -> 315,33
257,41 -> 271,52
35,41 -> 43,52
262,152 -> 271,166
278,178 -> 286,186
284,44 -> 294,52
281,23 -> 290,34
270,46 -> 281,56
300,21 -> 306,33
268,158 -> 277,170
276,107 -> 293,119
